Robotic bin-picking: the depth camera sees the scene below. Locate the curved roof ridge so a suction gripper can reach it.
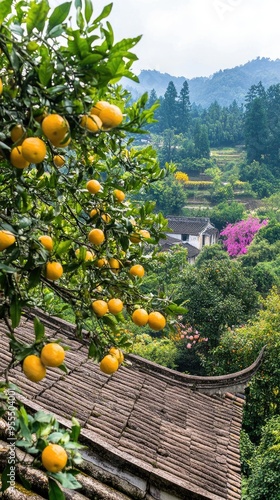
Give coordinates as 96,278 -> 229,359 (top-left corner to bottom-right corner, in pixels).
126,348 -> 265,395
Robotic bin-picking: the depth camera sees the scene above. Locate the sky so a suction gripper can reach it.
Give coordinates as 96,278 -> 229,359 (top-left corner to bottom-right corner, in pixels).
51,0 -> 280,79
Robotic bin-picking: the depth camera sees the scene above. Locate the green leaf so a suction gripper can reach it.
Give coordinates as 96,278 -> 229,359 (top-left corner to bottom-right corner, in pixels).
0,0 -> 13,25
48,431 -> 64,442
1,465 -> 11,492
50,472 -> 81,489
28,267 -> 42,290
34,316 -> 45,342
48,478 -> 65,500
10,296 -> 22,329
55,240 -> 72,256
70,417 -> 81,442
0,263 -> 17,273
26,0 -> 50,35
47,1 -> 71,33
38,58 -> 54,87
84,0 -> 93,23
93,3 -> 113,24
34,411 -> 53,423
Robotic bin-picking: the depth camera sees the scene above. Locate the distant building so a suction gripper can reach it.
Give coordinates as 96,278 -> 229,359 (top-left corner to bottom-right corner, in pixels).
161,216 -> 219,264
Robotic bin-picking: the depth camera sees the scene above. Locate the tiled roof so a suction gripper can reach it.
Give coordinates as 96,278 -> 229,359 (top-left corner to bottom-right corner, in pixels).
159,236 -> 200,258
167,217 -> 212,236
0,310 -> 264,500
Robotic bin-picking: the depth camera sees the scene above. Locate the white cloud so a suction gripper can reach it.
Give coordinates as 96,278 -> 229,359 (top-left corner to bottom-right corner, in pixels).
50,0 -> 280,78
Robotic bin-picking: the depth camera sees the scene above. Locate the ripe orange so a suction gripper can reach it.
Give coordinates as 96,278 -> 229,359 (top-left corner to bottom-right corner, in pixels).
96,257 -> 107,268
129,264 -> 145,278
21,137 -> 47,164
139,229 -> 151,239
101,213 -> 111,223
42,114 -> 69,145
88,228 -> 105,246
80,114 -> 102,133
148,311 -> 166,331
53,155 -> 65,167
10,124 -> 25,143
91,101 -> 123,129
113,189 -> 125,202
23,355 -> 46,382
131,308 -> 149,326
109,347 -> 124,363
75,248 -> 95,261
91,299 -> 108,317
86,179 -> 102,194
0,230 -> 16,251
108,298 -> 123,315
100,354 -> 119,374
0,78 -> 3,95
89,208 -> 99,218
10,146 -> 30,169
40,343 -> 65,367
38,235 -> 53,252
45,261 -> 63,281
42,444 -> 68,473
129,233 -> 141,244
108,258 -> 121,273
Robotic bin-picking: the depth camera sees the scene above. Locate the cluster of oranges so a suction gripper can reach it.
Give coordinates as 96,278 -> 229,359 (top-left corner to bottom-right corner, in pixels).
8,100 -> 123,171
22,343 -> 65,383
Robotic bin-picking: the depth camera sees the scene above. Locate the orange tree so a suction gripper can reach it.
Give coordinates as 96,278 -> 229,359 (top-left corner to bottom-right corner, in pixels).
0,0 -> 182,496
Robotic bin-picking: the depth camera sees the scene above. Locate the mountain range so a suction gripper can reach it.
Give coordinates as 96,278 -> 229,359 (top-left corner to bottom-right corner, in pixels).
124,57 -> 280,108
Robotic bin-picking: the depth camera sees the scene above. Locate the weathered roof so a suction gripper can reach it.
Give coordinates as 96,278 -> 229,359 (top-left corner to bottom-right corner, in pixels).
167,217 -> 213,236
0,310 -> 264,500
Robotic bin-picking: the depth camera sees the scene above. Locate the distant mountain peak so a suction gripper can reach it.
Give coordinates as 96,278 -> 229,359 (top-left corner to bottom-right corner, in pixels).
125,58 -> 280,107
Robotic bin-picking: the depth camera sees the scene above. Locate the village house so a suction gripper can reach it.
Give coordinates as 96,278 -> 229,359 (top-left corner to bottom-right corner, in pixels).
161,216 -> 219,264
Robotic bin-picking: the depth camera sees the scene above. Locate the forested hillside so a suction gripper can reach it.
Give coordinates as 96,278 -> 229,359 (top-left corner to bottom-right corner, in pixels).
125,57 -> 280,107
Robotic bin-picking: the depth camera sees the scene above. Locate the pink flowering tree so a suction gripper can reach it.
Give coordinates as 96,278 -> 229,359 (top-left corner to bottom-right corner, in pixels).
220,217 -> 268,257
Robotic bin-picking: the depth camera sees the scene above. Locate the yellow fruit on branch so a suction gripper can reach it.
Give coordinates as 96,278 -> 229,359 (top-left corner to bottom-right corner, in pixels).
109,347 -> 124,364
23,355 -> 46,382
101,213 -> 111,223
75,248 -> 95,261
100,354 -> 119,374
108,258 -> 121,273
108,298 -> 123,315
38,235 -> 54,252
80,114 -> 102,133
91,299 -> 108,317
10,124 -> 26,143
90,101 -> 123,129
10,146 -> 30,169
88,228 -> 105,246
131,308 -> 149,326
40,343 -> 65,367
113,189 -> 125,202
45,261 -> 63,281
41,443 -> 68,473
89,208 -> 99,218
0,230 -> 16,251
0,78 -> 3,95
86,179 -> 102,194
148,311 -> 166,331
95,257 -> 108,268
21,137 -> 47,164
139,229 -> 151,239
53,154 -> 65,167
42,114 -> 70,145
129,264 -> 145,278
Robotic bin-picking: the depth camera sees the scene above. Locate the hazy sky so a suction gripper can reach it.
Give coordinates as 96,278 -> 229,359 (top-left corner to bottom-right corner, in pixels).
51,0 -> 280,78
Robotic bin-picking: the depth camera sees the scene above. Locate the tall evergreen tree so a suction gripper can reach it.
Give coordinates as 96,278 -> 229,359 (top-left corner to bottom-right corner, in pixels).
266,84 -> 280,175
159,81 -> 178,131
178,80 -> 191,133
244,82 -> 268,164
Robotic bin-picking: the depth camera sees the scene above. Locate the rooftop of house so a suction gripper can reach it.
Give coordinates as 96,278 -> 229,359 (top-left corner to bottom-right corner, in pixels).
0,309 -> 264,500
166,217 -> 215,236
159,235 -> 201,258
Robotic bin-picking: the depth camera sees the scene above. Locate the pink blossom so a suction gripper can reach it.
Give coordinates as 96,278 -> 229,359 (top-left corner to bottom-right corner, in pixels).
220,217 -> 268,257
186,343 -> 192,349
